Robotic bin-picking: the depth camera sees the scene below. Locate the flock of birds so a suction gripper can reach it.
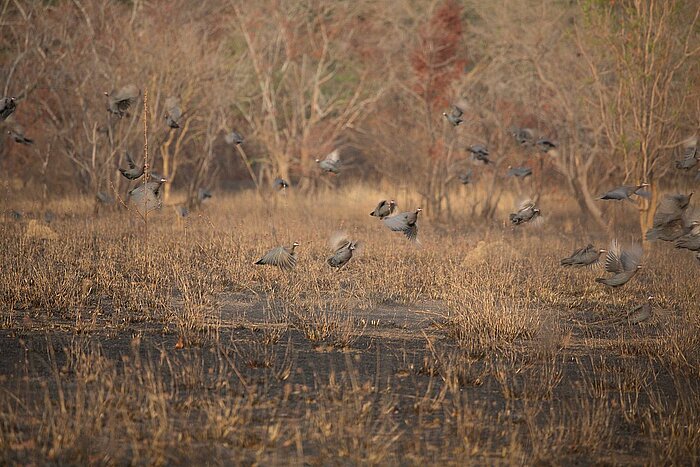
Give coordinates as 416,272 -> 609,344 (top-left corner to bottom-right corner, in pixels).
2,94 -> 699,319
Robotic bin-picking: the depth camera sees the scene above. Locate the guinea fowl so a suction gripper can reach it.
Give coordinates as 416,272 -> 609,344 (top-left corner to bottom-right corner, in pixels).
674,210 -> 700,252
128,177 -> 166,213
0,97 -> 16,120
225,130 -> 244,145
458,170 -> 473,185
327,233 -> 358,269
8,126 -> 33,145
645,193 -> 694,241
443,105 -> 464,126
315,149 -> 341,174
599,184 -> 649,201
273,177 -> 289,191
595,240 -> 642,287
509,126 -> 535,146
624,296 -> 654,324
560,244 -> 606,267
383,208 -> 422,241
675,136 -> 698,169
119,152 -> 145,180
370,200 -> 397,219
105,84 -> 140,118
255,242 -> 299,270
536,137 -> 557,153
507,166 -> 532,178
164,96 -> 182,129
509,200 -> 541,225
467,145 -> 491,164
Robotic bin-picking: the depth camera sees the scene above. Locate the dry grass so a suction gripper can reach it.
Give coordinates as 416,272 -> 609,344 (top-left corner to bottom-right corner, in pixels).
0,185 -> 699,464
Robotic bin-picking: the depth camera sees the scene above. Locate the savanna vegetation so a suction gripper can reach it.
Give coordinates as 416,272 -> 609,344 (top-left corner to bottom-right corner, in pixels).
1,0 -> 699,464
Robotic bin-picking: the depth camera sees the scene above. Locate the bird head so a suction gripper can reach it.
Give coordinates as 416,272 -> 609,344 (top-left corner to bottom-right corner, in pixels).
349,243 -> 356,250
390,199 -> 396,206
416,208 -> 423,214
647,295 -> 655,301
315,159 -> 320,163
442,112 -> 448,117
103,91 -> 110,97
636,265 -> 643,270
292,242 -> 300,248
598,248 -> 607,254
639,182 -> 650,188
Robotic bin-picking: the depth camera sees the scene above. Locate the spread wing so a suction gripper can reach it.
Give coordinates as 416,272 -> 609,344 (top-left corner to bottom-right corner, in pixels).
603,240 -> 624,274
371,200 -> 387,215
125,151 -> 136,169
114,84 -> 140,102
620,244 -> 642,272
165,96 -> 181,120
383,212 -> 410,232
516,198 -> 535,213
128,184 -> 161,213
329,231 -> 350,251
256,246 -> 296,270
325,149 -> 340,163
654,194 -> 685,227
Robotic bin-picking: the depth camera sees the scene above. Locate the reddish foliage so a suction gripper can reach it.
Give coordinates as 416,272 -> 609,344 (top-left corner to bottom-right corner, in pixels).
410,0 -> 466,112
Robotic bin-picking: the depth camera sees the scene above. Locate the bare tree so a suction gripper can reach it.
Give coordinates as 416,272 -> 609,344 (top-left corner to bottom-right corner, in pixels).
576,0 -> 700,235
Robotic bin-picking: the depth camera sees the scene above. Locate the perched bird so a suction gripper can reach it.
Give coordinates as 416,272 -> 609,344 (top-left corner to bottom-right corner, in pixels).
128,177 -> 166,213
536,138 -> 557,153
370,199 -> 397,219
509,199 -> 541,225
327,233 -> 359,269
560,244 -> 605,267
119,152 -> 145,180
467,145 -> 491,164
595,240 -> 642,287
599,184 -> 649,201
0,97 -> 16,120
95,191 -> 114,205
273,177 -> 289,191
645,193 -> 694,241
315,149 -> 341,174
443,105 -> 464,127
383,208 -> 422,241
8,126 -> 33,145
675,135 -> 698,170
224,130 -> 244,145
164,96 -> 182,129
105,84 -> 140,118
458,170 -> 473,185
507,166 -> 532,178
255,242 -> 299,270
509,126 -> 535,146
